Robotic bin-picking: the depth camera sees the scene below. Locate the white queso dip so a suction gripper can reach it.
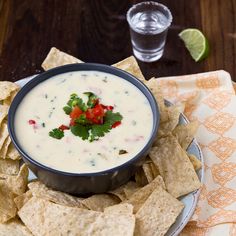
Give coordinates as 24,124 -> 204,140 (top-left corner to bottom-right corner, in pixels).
15,71 -> 153,173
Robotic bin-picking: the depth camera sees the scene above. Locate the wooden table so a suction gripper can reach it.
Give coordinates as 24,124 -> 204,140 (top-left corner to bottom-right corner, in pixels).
0,0 -> 236,82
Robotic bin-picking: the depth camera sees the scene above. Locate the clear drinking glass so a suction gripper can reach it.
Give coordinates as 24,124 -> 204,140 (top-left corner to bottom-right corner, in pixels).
127,1 -> 172,62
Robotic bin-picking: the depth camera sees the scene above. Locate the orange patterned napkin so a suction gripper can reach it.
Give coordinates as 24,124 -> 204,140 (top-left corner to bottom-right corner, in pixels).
155,71 -> 236,236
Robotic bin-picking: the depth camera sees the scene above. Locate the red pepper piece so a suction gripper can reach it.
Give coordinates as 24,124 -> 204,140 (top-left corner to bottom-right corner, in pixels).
112,121 -> 121,128
101,104 -> 114,111
69,119 -> 76,126
59,125 -> 69,131
92,104 -> 105,117
28,119 -> 36,125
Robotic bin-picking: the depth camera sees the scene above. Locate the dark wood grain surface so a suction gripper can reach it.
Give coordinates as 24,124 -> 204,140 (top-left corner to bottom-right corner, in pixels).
0,0 -> 236,82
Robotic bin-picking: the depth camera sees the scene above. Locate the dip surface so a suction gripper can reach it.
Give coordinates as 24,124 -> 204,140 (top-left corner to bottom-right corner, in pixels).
15,71 -> 153,173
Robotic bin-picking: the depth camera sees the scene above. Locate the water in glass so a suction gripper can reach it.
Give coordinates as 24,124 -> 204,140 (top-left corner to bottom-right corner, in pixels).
127,2 -> 172,62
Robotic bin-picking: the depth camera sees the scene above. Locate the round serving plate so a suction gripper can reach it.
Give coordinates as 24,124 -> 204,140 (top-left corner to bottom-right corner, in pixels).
15,75 -> 204,236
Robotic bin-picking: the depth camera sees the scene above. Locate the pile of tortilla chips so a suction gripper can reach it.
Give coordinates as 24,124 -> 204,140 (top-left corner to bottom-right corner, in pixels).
0,48 -> 202,236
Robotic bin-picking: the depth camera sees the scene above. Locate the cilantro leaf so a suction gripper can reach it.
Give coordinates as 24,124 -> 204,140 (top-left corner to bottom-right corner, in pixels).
70,124 -> 90,140
104,110 -> 123,125
119,149 -> 128,155
90,122 -> 111,141
89,111 -> 123,141
49,128 -> 64,139
84,92 -> 98,108
63,106 -> 72,115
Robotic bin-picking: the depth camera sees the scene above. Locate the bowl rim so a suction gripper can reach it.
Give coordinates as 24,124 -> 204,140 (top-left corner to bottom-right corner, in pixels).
8,63 -> 159,177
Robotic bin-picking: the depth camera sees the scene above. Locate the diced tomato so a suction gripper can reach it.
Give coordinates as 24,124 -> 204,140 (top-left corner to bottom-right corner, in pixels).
28,119 -> 36,125
92,104 -> 105,117
91,117 -> 103,124
59,125 -> 69,131
69,119 -> 76,126
85,104 -> 105,125
86,110 -> 102,124
85,109 -> 94,120
112,121 -> 121,128
101,104 -> 113,111
70,106 -> 83,119
107,106 -> 114,111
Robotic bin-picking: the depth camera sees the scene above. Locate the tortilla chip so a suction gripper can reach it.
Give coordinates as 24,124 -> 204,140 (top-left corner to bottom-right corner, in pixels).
28,181 -> 85,208
172,120 -> 199,150
0,182 -> 17,223
0,219 -> 33,236
0,105 -> 8,127
135,187 -> 184,236
41,47 -> 83,71
135,167 -> 148,187
157,104 -> 181,137
145,78 -> 165,114
0,136 -> 11,159
126,176 -> 165,213
0,159 -> 20,175
90,210 -> 135,236
109,185 -> 127,201
6,142 -> 21,160
0,121 -> 8,151
150,162 -> 160,177
0,164 -> 28,195
19,197 -> 134,236
142,163 -> 155,183
13,164 -> 28,195
14,190 -> 33,210
18,197 -> 100,235
82,194 -> 120,211
113,56 -> 146,82
189,154 -> 202,171
104,203 -> 133,215
0,81 -> 19,101
123,181 -> 141,199
150,135 -> 201,198
3,90 -> 19,106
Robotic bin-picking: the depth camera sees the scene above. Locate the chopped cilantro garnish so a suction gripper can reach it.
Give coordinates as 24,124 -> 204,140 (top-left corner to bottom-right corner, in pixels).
49,128 -> 64,139
66,93 -> 87,111
90,159 -> 96,166
49,92 -> 123,141
75,114 -> 89,125
72,98 -> 87,111
119,149 -> 128,155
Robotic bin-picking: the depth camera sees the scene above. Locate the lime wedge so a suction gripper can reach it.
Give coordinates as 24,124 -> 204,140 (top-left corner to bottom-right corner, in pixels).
179,28 -> 209,62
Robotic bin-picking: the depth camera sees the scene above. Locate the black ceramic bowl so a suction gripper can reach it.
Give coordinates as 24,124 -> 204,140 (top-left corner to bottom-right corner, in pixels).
8,63 -> 159,195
